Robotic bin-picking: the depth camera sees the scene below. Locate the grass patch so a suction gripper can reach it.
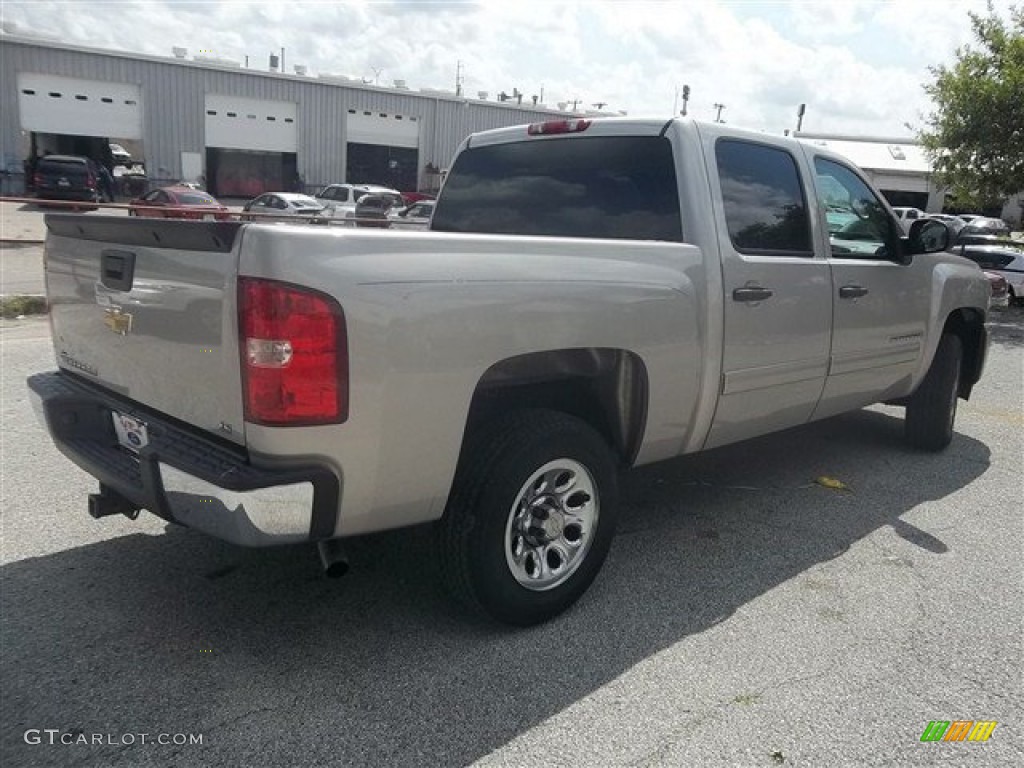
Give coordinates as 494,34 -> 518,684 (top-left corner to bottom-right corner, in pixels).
0,295 -> 48,318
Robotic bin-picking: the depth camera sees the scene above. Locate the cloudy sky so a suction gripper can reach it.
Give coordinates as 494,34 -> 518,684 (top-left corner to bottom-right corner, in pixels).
1,0 -> 1015,137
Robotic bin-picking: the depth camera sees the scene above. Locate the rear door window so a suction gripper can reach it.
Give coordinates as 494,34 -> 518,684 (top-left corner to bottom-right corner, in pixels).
715,139 -> 812,256
431,135 -> 682,241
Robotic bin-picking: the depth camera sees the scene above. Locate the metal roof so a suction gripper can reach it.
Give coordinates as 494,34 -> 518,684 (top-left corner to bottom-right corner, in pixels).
796,133 -> 933,175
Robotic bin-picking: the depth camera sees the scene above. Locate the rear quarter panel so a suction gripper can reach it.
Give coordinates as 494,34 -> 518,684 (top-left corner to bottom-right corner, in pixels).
238,225 -> 706,536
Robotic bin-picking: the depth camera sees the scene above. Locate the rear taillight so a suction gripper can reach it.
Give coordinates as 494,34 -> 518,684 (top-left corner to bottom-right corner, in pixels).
239,278 -> 348,426
527,119 -> 592,136
86,171 -> 96,189
33,172 -> 42,187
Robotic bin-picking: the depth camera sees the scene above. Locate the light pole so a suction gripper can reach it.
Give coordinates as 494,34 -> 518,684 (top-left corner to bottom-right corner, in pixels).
680,84 -> 690,116
796,103 -> 806,133
713,103 -> 725,123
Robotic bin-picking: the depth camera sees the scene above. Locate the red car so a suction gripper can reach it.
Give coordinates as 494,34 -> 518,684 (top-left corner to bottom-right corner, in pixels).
128,186 -> 230,220
983,270 -> 1009,307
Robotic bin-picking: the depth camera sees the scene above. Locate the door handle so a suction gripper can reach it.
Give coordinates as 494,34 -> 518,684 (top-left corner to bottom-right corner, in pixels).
732,286 -> 774,302
839,285 -> 869,299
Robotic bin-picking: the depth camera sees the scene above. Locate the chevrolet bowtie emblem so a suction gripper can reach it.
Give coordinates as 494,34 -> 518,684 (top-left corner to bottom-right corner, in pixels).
104,307 -> 133,335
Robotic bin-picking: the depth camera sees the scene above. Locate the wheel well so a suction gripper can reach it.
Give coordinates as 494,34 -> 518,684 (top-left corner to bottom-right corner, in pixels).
942,308 -> 986,399
463,349 -> 648,466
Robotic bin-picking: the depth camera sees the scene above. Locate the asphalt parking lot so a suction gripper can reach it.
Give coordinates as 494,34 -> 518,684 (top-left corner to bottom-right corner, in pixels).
1,205 -> 1022,767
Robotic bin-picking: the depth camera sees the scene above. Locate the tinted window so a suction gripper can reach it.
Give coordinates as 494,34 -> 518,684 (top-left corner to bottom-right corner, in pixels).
716,140 -> 812,255
963,250 -> 1014,269
431,135 -> 682,241
814,157 -> 900,259
38,158 -> 88,177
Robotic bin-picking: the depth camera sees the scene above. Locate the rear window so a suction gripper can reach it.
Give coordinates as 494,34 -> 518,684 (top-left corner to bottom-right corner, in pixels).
38,158 -> 88,175
431,135 -> 682,241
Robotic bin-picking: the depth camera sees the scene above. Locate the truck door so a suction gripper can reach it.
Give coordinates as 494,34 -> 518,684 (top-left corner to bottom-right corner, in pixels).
702,134 -> 833,449
805,155 -> 928,419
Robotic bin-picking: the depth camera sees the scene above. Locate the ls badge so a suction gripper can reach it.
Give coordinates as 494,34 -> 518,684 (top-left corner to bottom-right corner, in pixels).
104,307 -> 133,335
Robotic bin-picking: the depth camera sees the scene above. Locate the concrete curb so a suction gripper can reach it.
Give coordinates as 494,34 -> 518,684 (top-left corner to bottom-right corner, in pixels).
0,239 -> 46,245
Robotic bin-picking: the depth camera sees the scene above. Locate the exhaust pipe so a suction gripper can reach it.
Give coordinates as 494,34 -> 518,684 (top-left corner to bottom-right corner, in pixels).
88,485 -> 140,520
317,539 -> 350,578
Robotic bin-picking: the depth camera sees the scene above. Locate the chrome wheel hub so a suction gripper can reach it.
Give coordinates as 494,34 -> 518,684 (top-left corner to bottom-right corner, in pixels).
505,459 -> 599,591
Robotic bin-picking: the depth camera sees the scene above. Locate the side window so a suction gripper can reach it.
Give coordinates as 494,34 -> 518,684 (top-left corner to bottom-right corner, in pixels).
715,139 -> 813,256
814,157 -> 900,259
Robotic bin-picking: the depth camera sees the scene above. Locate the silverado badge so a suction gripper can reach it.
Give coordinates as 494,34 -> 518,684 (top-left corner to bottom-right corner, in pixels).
103,307 -> 133,335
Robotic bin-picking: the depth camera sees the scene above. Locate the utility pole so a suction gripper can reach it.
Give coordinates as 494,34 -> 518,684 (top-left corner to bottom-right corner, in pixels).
796,103 -> 806,133
455,60 -> 464,97
680,84 -> 690,116
713,103 -> 726,123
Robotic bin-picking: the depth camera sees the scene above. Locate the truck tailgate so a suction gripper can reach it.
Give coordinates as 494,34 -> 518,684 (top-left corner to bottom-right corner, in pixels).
44,215 -> 247,446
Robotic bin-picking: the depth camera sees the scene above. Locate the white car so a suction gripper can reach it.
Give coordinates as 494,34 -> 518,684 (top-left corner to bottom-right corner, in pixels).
242,192 -> 326,221
892,206 -> 927,235
388,200 -> 435,230
316,183 -> 403,222
956,244 -> 1024,305
109,142 -> 132,165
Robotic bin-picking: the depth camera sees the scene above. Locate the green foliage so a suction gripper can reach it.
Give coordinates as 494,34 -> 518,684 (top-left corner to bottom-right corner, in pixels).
0,295 -> 48,318
920,3 -> 1024,206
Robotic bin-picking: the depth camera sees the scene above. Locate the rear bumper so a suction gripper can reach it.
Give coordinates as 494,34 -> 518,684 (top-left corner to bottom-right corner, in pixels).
27,371 -> 340,547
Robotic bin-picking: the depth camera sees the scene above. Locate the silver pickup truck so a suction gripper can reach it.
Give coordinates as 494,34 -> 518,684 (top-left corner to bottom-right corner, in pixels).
29,117 -> 990,625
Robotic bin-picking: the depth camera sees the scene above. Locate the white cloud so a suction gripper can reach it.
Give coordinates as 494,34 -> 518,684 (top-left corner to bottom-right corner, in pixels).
0,0 -> 1014,136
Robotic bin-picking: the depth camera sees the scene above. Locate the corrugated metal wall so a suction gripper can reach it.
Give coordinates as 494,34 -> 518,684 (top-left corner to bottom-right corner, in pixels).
1,36 -> 581,193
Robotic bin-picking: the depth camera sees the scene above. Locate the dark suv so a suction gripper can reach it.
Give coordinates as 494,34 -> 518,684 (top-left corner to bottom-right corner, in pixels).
33,155 -> 105,205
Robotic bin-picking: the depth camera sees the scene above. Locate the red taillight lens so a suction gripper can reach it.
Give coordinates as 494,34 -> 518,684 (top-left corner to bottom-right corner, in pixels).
527,119 -> 592,136
33,172 -> 42,187
86,171 -> 96,189
239,278 -> 348,426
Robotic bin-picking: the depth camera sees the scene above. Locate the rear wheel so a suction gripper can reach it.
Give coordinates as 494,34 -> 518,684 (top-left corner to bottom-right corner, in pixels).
905,334 -> 962,451
437,410 -> 618,625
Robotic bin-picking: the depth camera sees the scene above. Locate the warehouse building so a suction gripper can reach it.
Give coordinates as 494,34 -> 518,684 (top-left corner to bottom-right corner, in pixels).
0,33 -> 592,198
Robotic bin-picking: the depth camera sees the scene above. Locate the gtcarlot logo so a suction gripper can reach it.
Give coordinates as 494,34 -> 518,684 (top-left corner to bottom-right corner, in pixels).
24,729 -> 203,746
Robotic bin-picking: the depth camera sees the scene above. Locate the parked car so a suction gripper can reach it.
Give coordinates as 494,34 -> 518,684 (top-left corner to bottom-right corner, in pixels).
316,183 -> 403,221
109,143 -> 132,166
926,213 -> 967,234
242,192 -> 326,221
956,244 -> 1024,305
33,154 -> 105,207
29,117 -> 990,626
128,186 -> 230,220
892,206 -> 926,235
960,216 -> 1011,238
982,271 -> 1010,308
353,193 -> 395,227
388,200 -> 435,230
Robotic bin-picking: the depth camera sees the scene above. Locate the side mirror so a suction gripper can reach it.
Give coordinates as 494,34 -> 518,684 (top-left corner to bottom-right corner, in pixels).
906,218 -> 950,255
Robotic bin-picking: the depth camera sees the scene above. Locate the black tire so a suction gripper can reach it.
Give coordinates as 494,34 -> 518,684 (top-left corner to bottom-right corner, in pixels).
905,334 -> 962,451
437,409 -> 618,626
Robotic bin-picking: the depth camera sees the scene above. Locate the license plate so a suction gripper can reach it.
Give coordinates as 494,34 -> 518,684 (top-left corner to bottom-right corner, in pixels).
112,411 -> 149,452
58,178 -> 71,188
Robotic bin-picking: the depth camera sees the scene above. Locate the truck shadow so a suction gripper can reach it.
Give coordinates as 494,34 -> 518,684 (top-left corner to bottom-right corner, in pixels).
1,408 -> 990,767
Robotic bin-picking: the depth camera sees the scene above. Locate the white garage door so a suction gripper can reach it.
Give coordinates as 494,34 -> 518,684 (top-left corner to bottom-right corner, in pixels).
205,95 -> 297,152
346,110 -> 419,148
17,73 -> 143,139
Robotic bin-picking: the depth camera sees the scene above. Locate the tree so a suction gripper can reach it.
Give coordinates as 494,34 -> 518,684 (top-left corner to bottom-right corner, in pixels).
919,3 -> 1023,207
